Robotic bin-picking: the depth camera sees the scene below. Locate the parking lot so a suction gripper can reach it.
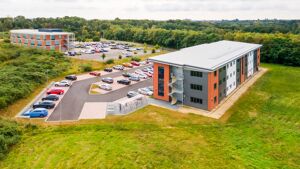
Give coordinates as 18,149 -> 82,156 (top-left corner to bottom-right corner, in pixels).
17,62 -> 154,122
66,41 -> 155,61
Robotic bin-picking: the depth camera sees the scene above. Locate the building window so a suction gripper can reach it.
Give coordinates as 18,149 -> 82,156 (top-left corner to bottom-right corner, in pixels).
51,35 -> 55,40
191,71 -> 202,77
190,97 -> 202,104
214,96 -> 217,103
55,40 -> 60,45
46,41 -> 51,46
190,84 -> 202,91
223,77 -> 225,82
214,83 -> 217,90
37,40 -> 42,46
219,80 -> 222,85
214,71 -> 217,77
219,92 -> 222,97
158,66 -> 164,96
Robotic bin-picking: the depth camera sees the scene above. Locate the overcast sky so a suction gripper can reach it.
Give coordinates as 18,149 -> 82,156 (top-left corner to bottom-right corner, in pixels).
0,0 -> 299,20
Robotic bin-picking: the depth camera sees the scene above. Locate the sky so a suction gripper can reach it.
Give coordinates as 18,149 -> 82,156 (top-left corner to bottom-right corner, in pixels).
0,0 -> 299,20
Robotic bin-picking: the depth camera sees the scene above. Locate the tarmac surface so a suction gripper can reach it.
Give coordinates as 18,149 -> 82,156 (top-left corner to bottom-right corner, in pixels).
47,65 -> 152,122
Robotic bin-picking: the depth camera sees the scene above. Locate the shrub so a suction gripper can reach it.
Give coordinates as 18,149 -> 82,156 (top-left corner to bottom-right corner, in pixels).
0,119 -> 21,159
80,64 -> 92,72
101,53 -> 106,60
134,51 -> 137,54
105,59 -> 114,64
131,57 -> 141,62
3,39 -> 10,43
152,48 -> 156,53
118,55 -> 122,59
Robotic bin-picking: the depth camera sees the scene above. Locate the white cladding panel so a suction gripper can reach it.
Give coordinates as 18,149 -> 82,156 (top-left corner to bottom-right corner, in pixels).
226,60 -> 237,96
247,51 -> 254,77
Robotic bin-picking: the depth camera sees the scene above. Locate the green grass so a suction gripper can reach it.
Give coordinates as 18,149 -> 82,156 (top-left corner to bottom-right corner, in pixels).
0,64 -> 299,168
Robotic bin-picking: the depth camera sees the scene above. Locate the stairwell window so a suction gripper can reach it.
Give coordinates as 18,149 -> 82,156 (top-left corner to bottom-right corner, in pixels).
158,66 -> 165,96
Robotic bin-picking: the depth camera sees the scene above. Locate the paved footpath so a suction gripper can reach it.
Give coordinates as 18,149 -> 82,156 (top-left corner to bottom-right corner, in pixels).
47,65 -> 152,122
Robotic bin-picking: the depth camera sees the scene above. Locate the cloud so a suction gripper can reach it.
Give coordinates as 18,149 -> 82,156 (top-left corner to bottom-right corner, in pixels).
0,0 -> 299,19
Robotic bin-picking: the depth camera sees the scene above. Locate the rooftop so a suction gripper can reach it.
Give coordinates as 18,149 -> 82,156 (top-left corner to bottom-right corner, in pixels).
149,40 -> 262,71
10,29 -> 73,35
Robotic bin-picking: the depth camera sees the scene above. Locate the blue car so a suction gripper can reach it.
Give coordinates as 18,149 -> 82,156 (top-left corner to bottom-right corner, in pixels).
23,108 -> 48,118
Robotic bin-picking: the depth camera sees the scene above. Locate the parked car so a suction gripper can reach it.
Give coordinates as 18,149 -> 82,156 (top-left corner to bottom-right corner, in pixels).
145,86 -> 153,92
142,67 -> 149,72
101,77 -> 114,84
23,108 -> 48,118
138,73 -> 148,79
47,88 -> 64,95
68,51 -> 76,56
104,68 -> 113,72
33,101 -> 55,109
123,63 -> 133,68
122,72 -> 131,77
65,75 -> 77,81
98,84 -> 112,91
113,65 -> 124,70
117,79 -> 131,85
89,72 -> 101,76
131,61 -> 140,66
138,88 -> 153,96
42,94 -> 59,101
129,76 -> 140,81
127,91 -> 139,98
54,80 -> 72,87
145,72 -> 153,77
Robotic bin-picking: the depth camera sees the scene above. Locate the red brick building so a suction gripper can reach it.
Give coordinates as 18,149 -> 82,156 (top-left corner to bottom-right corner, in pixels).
10,29 -> 75,52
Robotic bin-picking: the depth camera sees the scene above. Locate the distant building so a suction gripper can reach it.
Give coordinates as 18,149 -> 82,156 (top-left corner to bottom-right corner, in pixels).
148,40 -> 262,111
10,29 -> 75,52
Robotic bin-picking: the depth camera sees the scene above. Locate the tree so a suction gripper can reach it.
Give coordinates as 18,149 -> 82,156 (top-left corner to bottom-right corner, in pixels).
101,53 -> 106,61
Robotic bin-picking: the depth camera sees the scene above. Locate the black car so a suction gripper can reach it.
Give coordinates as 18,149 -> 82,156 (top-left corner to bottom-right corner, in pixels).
42,94 -> 59,101
127,91 -> 138,98
104,68 -> 113,72
33,101 -> 55,109
117,79 -> 131,85
65,75 -> 77,81
122,72 -> 131,77
102,77 -> 114,84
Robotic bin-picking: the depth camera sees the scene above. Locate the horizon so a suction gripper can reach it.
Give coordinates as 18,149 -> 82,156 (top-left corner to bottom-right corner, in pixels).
0,0 -> 299,20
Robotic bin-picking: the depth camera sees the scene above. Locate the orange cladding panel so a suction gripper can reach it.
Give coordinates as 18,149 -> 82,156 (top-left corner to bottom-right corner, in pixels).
240,56 -> 245,83
207,71 -> 219,111
153,63 -> 170,102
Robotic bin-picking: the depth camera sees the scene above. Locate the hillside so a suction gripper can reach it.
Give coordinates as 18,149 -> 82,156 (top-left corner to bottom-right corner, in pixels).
0,64 -> 299,169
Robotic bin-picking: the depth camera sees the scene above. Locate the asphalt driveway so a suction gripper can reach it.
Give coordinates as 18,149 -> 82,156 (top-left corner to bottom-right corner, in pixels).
47,66 -> 152,121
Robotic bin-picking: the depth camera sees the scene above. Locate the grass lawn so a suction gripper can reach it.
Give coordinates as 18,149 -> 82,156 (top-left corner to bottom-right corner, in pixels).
0,64 -> 299,168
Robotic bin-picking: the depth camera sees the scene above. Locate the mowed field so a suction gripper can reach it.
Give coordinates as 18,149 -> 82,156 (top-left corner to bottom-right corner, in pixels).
0,64 -> 299,169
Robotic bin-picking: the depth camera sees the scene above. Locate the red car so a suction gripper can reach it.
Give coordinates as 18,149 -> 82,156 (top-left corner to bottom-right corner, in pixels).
89,72 -> 101,76
145,72 -> 153,77
131,61 -> 140,66
47,88 -> 64,95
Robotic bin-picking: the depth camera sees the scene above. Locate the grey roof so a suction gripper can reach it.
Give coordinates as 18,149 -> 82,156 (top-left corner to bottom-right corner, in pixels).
10,29 -> 73,35
149,40 -> 262,71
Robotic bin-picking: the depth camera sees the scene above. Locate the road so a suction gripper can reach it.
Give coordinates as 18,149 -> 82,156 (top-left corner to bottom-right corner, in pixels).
47,66 -> 153,122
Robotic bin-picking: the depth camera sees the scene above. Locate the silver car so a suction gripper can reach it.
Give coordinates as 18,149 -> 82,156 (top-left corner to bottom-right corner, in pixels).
54,80 -> 72,87
98,84 -> 112,91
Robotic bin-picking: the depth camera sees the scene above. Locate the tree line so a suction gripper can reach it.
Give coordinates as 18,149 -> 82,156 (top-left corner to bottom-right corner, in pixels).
0,16 -> 299,66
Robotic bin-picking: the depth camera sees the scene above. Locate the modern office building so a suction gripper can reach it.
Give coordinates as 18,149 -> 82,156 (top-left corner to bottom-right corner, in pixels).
10,29 -> 75,52
149,40 -> 262,111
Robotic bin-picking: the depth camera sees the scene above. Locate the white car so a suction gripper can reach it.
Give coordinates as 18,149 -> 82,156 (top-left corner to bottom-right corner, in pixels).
113,65 -> 124,70
138,88 -> 153,96
98,84 -> 112,91
138,73 -> 148,79
54,80 -> 72,87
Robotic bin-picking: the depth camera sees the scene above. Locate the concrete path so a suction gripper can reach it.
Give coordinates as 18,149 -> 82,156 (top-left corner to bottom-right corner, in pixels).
79,102 -> 107,119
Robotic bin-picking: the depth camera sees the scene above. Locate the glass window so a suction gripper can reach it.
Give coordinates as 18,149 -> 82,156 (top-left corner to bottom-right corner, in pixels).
191,71 -> 202,77
46,41 -> 51,46
214,83 -> 217,90
190,84 -> 202,91
158,66 -> 165,96
190,97 -> 202,104
214,71 -> 217,77
55,40 -> 60,45
51,35 -> 55,40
